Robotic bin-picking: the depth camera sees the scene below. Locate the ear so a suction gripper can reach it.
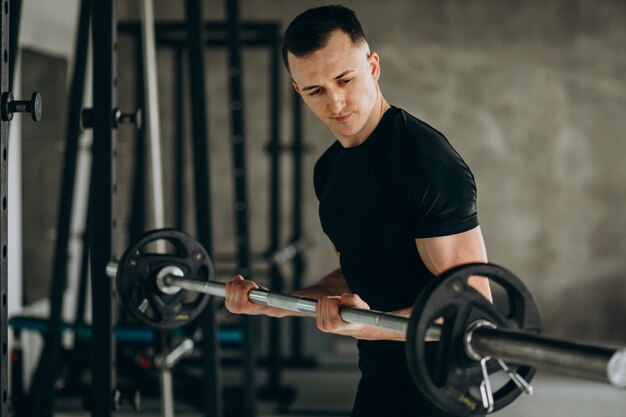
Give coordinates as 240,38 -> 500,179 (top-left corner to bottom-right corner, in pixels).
368,51 -> 381,81
292,81 -> 302,97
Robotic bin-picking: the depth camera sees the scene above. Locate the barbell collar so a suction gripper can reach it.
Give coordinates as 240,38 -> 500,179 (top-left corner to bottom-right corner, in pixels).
469,325 -> 626,388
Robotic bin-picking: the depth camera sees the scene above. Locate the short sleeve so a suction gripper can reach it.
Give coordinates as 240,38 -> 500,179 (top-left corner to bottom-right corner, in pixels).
406,140 -> 479,239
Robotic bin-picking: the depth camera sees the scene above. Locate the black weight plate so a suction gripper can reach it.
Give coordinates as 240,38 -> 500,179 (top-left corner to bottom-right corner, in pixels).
405,263 -> 542,416
116,228 -> 214,330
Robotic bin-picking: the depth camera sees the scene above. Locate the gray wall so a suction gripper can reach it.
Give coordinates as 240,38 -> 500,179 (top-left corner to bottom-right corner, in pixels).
20,0 -> 624,347
21,50 -> 67,304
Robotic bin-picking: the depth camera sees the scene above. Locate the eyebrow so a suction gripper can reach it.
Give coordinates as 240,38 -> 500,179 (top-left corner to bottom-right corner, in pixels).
301,69 -> 355,92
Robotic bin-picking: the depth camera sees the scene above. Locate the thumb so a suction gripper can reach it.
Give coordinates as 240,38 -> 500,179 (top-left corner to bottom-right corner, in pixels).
340,293 -> 370,309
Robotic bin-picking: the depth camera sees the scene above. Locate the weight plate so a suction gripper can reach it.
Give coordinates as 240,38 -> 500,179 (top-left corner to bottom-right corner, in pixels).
116,228 -> 214,330
405,263 -> 542,415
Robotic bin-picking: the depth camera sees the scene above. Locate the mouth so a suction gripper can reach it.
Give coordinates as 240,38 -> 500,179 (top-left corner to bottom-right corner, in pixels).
331,113 -> 352,123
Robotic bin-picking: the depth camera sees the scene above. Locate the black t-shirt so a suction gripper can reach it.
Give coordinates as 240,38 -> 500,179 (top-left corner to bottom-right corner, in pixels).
313,106 -> 479,404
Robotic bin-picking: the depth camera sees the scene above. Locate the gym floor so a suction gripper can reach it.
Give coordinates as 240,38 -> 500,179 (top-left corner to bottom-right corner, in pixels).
53,363 -> 626,417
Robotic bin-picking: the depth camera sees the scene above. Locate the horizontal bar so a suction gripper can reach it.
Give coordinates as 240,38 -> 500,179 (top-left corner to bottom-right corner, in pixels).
163,275 -> 427,337
117,21 -> 280,48
164,275 -> 626,387
471,326 -> 626,388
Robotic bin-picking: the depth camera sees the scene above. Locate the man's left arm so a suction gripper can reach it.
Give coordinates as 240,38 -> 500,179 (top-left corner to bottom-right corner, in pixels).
317,226 -> 490,341
415,225 -> 491,301
383,225 -> 491,340
318,226 -> 492,341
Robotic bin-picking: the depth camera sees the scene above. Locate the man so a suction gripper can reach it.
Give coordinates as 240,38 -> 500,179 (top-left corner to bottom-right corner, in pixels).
225,5 -> 491,416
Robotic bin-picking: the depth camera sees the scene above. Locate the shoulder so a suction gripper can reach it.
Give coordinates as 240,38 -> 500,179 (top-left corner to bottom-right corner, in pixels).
384,109 -> 479,237
383,107 -> 473,181
385,107 -> 445,140
385,108 -> 459,161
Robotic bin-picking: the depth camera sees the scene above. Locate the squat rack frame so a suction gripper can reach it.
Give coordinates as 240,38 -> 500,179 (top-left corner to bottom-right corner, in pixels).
86,3 -> 307,417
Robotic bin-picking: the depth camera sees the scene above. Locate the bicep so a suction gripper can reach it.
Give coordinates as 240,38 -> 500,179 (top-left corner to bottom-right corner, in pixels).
415,226 -> 492,300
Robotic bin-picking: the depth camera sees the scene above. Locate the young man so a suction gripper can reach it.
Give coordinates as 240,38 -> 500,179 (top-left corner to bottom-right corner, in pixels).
225,5 -> 491,416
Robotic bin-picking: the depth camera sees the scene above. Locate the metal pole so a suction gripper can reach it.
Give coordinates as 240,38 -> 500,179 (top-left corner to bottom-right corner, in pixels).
470,326 -> 626,387
263,22 -> 288,399
184,2 -> 221,417
289,89 -> 307,362
8,0 -> 20,89
145,273 -> 625,388
155,338 -> 195,417
90,0 -> 117,415
0,3 -> 10,417
225,0 -> 256,415
139,0 -> 166,230
173,47 -> 184,230
109,253 -> 626,389
129,32 -> 146,243
159,274 -> 412,334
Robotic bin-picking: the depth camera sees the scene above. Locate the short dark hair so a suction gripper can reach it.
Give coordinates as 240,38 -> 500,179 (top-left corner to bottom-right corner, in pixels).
281,5 -> 367,72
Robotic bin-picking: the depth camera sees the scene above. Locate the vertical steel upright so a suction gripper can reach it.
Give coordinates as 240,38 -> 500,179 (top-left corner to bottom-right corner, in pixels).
173,48 -> 184,230
184,1 -> 221,417
7,0 -> 18,87
289,90 -> 307,362
0,2 -> 9,417
263,24 -> 292,400
90,0 -> 117,416
225,0 -> 256,416
129,33 -> 146,244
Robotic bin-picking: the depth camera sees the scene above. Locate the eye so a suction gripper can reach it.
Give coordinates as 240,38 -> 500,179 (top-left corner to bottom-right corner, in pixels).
339,79 -> 352,85
308,88 -> 322,97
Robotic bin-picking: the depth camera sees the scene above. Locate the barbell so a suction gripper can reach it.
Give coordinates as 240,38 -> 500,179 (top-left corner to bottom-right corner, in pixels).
109,229 -> 626,416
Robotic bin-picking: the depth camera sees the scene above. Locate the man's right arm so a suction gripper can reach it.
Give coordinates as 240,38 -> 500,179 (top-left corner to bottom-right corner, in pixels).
290,268 -> 350,299
224,267 -> 350,318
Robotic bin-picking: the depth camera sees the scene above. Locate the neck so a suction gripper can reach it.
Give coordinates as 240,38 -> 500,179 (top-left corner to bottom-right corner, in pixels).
336,90 -> 390,148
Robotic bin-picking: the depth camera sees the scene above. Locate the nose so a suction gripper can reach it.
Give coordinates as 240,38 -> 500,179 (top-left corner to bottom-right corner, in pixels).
326,88 -> 345,115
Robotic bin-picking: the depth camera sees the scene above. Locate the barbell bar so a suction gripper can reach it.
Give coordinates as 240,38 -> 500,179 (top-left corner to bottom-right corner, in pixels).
107,259 -> 435,337
108,255 -> 626,388
111,229 -> 626,415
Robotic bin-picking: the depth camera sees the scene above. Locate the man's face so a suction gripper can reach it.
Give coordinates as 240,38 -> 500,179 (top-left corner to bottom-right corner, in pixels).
289,30 -> 382,145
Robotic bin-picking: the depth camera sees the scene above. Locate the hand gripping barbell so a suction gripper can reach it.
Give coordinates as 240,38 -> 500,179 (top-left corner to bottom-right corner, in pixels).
109,229 -> 626,416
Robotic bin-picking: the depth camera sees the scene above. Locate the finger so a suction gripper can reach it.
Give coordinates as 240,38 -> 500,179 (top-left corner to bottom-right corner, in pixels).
339,293 -> 353,305
226,277 -> 248,311
316,296 -> 330,331
317,296 -> 341,331
226,276 -> 262,313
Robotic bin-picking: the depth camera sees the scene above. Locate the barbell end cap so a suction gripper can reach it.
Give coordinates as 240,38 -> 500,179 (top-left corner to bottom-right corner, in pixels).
156,267 -> 184,295
134,107 -> 143,130
106,261 -> 118,279
607,348 -> 626,388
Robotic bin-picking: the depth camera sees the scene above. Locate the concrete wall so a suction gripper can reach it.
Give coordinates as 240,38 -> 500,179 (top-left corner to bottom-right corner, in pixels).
18,0 -> 625,349
143,0 -> 625,342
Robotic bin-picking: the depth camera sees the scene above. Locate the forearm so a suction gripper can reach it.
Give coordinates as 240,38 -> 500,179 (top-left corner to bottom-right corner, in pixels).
265,268 -> 350,318
290,268 -> 350,298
